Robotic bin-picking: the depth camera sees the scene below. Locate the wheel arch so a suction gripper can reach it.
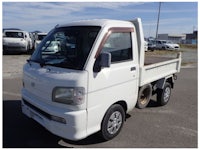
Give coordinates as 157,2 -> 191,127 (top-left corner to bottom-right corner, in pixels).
166,76 -> 174,88
101,100 -> 127,125
156,75 -> 174,90
114,100 -> 128,113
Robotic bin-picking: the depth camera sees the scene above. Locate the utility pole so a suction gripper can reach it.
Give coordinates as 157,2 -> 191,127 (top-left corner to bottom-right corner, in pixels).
156,2 -> 161,39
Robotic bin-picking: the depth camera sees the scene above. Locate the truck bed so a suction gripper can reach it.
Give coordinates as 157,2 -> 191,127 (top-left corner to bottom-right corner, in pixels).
144,56 -> 175,66
139,53 -> 182,86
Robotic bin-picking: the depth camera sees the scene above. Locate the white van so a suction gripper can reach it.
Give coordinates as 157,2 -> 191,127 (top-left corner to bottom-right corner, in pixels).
34,32 -> 47,49
3,30 -> 33,53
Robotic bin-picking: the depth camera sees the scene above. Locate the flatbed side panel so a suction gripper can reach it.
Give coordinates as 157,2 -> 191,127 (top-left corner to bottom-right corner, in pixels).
139,58 -> 181,86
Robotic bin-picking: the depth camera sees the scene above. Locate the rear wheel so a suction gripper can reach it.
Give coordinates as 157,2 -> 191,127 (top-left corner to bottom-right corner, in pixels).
136,84 -> 152,109
157,82 -> 171,106
101,104 -> 125,141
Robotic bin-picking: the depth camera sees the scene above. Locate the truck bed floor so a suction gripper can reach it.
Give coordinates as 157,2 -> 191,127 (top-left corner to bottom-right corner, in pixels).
144,56 -> 175,66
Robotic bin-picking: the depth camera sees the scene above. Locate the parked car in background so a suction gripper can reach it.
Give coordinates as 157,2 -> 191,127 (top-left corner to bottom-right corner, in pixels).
41,41 -> 60,54
165,41 -> 180,50
29,32 -> 36,50
35,32 -> 47,49
3,30 -> 33,54
155,40 -> 180,50
144,41 -> 148,51
147,40 -> 156,51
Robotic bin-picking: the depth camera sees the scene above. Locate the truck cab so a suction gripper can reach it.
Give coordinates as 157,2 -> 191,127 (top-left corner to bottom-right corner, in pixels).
21,18 -> 181,141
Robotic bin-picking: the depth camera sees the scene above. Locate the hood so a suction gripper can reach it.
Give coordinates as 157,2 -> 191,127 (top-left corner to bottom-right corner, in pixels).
3,37 -> 26,45
22,62 -> 88,110
165,43 -> 179,47
36,40 -> 42,44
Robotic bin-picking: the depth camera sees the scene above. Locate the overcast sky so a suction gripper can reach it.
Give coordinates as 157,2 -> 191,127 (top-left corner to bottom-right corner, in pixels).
2,2 -> 198,37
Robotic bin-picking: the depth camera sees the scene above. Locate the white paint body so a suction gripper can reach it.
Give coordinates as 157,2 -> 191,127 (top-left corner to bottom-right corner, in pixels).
3,30 -> 32,52
21,18 -> 181,140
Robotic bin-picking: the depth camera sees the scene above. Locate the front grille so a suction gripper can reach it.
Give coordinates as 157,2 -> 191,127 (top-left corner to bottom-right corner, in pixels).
3,45 -> 26,51
22,98 -> 66,124
23,99 -> 51,120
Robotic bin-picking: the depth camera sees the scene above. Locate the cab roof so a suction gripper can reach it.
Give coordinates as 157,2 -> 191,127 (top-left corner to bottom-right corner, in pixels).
56,19 -> 134,28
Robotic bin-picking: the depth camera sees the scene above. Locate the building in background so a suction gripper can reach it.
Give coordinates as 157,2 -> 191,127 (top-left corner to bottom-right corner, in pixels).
157,31 -> 198,44
157,34 -> 186,44
186,31 -> 198,44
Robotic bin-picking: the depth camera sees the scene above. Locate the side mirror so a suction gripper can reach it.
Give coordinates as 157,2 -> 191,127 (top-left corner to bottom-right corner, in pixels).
100,52 -> 111,68
93,52 -> 111,72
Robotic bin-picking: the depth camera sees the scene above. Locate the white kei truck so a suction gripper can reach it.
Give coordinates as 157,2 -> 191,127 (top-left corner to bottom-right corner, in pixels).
21,18 -> 181,141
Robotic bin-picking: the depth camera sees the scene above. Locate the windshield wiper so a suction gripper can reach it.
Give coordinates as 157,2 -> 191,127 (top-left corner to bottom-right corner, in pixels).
44,60 -> 79,69
27,58 -> 80,69
27,59 -> 46,67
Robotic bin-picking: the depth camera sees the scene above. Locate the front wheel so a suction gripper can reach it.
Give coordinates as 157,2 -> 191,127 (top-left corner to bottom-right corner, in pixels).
157,82 -> 171,106
101,104 -> 125,141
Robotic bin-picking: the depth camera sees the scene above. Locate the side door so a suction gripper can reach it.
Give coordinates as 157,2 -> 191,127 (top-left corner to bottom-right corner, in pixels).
87,28 -> 139,133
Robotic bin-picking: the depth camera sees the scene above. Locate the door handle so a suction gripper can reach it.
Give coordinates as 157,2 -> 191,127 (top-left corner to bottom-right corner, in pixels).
130,67 -> 136,71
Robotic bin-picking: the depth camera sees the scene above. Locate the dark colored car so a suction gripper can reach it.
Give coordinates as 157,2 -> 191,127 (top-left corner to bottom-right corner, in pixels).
148,41 -> 156,51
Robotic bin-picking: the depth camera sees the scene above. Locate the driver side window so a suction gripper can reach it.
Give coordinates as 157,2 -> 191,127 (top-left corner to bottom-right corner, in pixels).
101,32 -> 132,63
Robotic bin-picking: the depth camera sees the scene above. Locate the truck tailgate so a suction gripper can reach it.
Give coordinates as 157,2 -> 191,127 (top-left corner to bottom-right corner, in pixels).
139,53 -> 181,86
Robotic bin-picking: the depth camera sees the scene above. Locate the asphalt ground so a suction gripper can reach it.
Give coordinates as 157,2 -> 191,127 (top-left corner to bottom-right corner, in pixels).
3,48 -> 198,148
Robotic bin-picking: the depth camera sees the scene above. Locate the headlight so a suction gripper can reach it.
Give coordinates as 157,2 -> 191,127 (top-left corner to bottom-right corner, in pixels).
52,87 -> 85,105
21,40 -> 26,45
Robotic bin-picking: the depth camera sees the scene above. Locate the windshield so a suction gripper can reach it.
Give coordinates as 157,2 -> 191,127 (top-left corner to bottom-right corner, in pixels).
5,31 -> 24,38
37,34 -> 47,40
166,41 -> 174,44
30,26 -> 101,70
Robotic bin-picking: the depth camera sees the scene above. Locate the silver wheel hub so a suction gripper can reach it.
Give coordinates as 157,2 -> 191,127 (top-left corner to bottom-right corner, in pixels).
164,87 -> 171,102
107,111 -> 122,135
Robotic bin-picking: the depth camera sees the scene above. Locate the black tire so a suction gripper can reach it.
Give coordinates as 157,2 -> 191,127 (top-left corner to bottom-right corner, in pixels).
136,84 -> 152,109
101,104 -> 125,141
162,46 -> 166,50
157,82 -> 171,106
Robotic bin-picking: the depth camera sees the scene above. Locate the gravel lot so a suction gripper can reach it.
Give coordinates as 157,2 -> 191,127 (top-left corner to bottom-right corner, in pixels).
3,54 -> 29,78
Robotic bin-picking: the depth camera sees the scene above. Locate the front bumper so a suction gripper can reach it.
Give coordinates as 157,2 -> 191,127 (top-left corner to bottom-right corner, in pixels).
21,94 -> 87,141
3,45 -> 27,52
165,46 -> 180,50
